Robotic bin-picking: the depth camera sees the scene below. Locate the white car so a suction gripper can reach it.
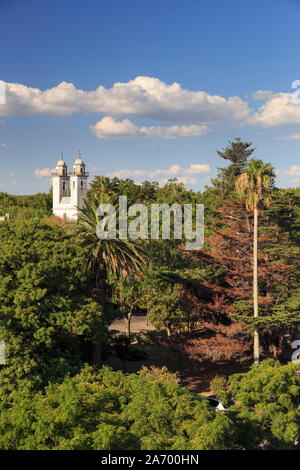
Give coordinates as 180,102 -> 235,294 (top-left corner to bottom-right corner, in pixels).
205,396 -> 233,411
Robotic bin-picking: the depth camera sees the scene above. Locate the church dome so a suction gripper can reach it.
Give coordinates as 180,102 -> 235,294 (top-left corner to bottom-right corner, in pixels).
56,155 -> 67,167
73,154 -> 86,175
74,154 -> 84,165
55,154 -> 67,176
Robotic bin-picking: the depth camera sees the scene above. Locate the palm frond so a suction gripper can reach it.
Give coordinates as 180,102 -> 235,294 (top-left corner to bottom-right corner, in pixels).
75,192 -> 148,282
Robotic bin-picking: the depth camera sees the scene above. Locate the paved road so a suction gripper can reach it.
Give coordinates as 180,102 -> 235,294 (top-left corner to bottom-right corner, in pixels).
109,314 -> 154,334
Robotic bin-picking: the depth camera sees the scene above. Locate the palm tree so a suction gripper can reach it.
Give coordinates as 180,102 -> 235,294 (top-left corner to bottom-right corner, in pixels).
77,192 -> 147,291
86,176 -> 115,199
74,191 -> 148,367
235,159 -> 275,365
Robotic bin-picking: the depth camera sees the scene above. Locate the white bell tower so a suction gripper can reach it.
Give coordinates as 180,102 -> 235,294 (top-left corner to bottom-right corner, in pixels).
70,154 -> 89,212
52,155 -> 70,216
52,153 -> 89,220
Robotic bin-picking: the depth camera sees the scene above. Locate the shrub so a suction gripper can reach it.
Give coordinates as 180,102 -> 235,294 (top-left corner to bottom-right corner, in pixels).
0,366 -> 236,450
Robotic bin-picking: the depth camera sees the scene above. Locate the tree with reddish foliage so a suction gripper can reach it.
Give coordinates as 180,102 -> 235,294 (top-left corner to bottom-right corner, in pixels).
183,323 -> 251,362
159,323 -> 251,365
183,195 -> 297,359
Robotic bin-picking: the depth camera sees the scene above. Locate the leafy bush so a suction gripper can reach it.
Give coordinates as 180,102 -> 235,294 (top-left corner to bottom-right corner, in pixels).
138,365 -> 180,383
210,375 -> 231,405
0,366 -> 235,450
225,360 -> 300,449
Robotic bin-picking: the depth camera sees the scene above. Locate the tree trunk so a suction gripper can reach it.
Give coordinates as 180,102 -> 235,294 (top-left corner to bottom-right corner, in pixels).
125,312 -> 132,339
92,342 -> 102,371
92,278 -> 105,304
253,206 -> 260,365
179,346 -> 183,381
91,267 -> 106,369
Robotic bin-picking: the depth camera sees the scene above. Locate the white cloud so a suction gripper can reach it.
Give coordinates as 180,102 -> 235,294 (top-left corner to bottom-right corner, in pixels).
90,117 -> 139,139
106,169 -> 146,178
35,164 -> 207,184
252,90 -> 274,101
88,166 -> 105,174
284,165 -> 300,177
0,143 -> 14,149
149,163 -> 210,178
279,131 -> 300,140
6,76 -> 300,131
139,124 -> 209,139
248,92 -> 300,127
90,116 -> 210,140
157,176 -> 197,186
0,77 -> 251,126
106,163 -> 210,182
284,166 -> 300,185
34,168 -> 53,178
149,164 -> 182,177
184,163 -> 211,175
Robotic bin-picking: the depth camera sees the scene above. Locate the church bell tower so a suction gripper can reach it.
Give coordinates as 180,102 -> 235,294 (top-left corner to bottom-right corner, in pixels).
70,154 -> 89,211
52,154 -> 69,212
52,153 -> 89,220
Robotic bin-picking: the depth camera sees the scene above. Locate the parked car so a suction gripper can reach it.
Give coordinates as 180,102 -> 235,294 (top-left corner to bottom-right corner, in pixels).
205,396 -> 233,411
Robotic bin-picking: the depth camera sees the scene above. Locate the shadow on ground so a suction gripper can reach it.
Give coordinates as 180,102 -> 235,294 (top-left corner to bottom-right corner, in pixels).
105,336 -> 251,395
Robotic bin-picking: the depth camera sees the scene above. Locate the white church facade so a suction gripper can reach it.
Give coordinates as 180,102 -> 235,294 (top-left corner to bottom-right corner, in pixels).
52,154 -> 89,220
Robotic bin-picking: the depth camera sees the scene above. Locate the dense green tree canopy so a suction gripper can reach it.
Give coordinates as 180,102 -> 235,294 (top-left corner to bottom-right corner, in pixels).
226,360 -> 300,449
0,190 -> 52,217
1,361 -> 298,450
0,217 -> 108,399
0,365 -> 236,450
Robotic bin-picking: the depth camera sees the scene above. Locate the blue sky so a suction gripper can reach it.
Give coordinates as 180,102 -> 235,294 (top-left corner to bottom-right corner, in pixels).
0,0 -> 300,194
